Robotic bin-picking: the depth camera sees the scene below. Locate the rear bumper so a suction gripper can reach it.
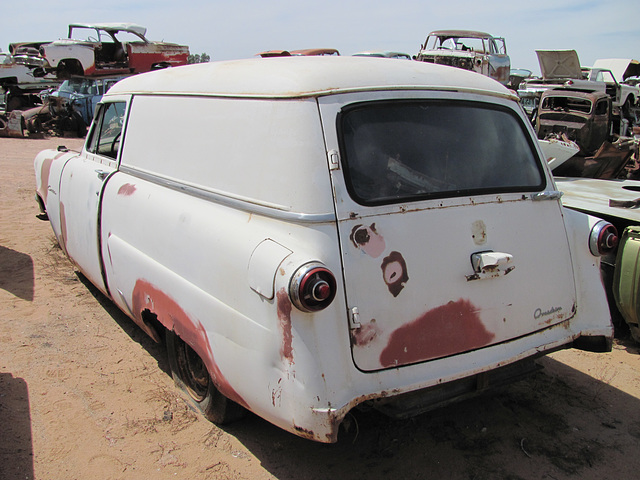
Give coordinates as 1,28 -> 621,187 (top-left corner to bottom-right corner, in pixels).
300,316 -> 612,443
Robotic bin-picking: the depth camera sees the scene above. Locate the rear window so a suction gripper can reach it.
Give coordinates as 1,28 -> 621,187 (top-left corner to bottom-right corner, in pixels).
338,100 -> 544,205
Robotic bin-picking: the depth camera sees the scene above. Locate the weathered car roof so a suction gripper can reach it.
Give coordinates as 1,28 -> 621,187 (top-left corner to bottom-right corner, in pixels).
536,50 -> 582,80
428,30 -> 493,39
69,23 -> 147,37
592,58 -> 640,82
106,56 -> 515,99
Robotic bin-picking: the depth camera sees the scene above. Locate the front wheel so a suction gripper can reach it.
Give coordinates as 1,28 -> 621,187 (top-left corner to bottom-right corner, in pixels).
166,330 -> 245,424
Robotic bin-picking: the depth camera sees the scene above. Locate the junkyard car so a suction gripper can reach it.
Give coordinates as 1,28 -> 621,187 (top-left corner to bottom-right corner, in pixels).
47,76 -> 126,124
352,51 -> 411,59
415,30 -> 510,85
34,57 -> 616,442
14,76 -> 127,138
258,48 -> 340,57
0,51 -> 60,111
536,89 -> 612,155
36,23 -> 189,78
519,51 -> 640,132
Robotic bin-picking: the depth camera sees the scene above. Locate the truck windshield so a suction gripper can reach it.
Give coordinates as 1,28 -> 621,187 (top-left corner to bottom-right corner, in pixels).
339,100 -> 544,206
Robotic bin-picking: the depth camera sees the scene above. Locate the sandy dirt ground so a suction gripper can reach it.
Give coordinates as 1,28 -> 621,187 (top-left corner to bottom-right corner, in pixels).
1,136 -> 640,480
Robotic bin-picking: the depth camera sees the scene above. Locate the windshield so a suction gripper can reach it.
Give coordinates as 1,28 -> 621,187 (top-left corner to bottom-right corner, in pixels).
425,35 -> 487,53
58,78 -> 99,95
339,100 -> 544,205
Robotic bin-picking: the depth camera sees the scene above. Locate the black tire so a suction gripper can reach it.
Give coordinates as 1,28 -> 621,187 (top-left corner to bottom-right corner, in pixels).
165,330 -> 245,424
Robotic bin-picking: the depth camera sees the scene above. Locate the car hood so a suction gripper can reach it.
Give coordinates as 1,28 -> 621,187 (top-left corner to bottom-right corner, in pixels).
536,50 -> 582,80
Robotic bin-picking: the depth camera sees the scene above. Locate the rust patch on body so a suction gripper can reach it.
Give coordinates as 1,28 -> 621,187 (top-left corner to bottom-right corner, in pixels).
39,158 -> 54,204
379,299 -> 494,367
380,251 -> 408,297
59,201 -> 69,256
351,320 -> 382,347
350,223 -> 386,258
117,183 -> 137,196
276,288 -> 294,365
131,279 -> 247,408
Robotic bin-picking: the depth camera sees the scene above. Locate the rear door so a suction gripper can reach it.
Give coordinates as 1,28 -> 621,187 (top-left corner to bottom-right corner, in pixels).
318,91 -> 578,372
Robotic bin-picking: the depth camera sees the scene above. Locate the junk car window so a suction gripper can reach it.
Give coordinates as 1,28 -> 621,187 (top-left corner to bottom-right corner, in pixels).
88,102 -> 125,160
595,99 -> 609,115
339,100 -> 544,205
541,96 -> 592,114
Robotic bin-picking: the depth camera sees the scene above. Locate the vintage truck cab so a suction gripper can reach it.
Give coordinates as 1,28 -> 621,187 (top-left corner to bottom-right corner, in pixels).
35,56 -> 615,442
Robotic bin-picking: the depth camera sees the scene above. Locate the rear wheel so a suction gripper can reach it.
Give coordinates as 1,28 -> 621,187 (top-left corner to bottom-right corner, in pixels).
166,330 -> 245,424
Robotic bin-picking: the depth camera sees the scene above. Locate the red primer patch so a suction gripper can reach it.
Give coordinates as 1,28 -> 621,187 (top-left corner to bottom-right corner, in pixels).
379,299 -> 494,367
131,279 -> 247,408
39,158 -> 54,204
276,288 -> 294,364
117,183 -> 136,196
59,201 -> 69,256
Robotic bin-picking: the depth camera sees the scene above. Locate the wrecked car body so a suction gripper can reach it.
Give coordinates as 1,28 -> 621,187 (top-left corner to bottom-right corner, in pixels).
34,57 -> 615,442
1,51 -> 60,112
257,48 -> 340,57
34,23 -> 189,78
45,76 -> 126,124
415,30 -> 510,85
352,51 -> 412,59
2,76 -> 125,138
519,51 -> 640,131
536,89 -> 612,155
590,58 -> 640,130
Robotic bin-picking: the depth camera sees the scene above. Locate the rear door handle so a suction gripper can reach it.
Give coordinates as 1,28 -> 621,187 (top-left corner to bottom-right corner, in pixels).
466,251 -> 515,281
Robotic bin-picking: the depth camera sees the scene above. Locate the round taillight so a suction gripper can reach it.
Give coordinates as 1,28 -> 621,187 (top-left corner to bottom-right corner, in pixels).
589,220 -> 618,256
289,262 -> 337,312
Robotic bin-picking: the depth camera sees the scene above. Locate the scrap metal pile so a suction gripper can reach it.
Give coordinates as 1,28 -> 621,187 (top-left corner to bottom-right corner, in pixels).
1,23 -> 189,138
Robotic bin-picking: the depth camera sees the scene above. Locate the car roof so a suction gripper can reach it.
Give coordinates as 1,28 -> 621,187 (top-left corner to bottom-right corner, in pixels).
427,30 -> 494,39
106,56 -> 515,100
68,23 -> 147,37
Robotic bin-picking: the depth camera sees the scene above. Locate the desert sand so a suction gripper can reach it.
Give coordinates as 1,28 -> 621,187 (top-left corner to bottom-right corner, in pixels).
1,136 -> 639,480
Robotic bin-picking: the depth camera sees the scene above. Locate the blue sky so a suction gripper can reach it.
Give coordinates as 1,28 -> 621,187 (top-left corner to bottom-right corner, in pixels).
4,0 -> 638,75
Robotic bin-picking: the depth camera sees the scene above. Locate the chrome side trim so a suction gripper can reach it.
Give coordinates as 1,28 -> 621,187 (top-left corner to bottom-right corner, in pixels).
118,165 -> 336,224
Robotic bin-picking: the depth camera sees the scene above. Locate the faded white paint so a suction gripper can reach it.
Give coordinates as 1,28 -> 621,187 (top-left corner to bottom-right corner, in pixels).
34,57 -> 613,443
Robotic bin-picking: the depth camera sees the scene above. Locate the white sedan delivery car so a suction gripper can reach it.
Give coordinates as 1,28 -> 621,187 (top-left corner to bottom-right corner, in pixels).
34,56 -> 616,442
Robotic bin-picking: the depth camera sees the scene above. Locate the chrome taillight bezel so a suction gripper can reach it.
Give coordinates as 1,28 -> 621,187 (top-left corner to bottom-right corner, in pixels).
289,262 -> 337,312
589,220 -> 618,256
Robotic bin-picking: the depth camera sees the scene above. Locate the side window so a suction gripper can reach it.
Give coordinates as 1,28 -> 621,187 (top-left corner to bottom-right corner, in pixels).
86,102 -> 126,159
595,99 -> 609,116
